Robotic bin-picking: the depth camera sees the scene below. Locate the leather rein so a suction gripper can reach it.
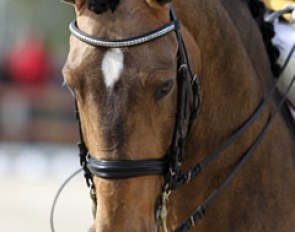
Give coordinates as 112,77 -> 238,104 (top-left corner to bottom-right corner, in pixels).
51,5 -> 295,232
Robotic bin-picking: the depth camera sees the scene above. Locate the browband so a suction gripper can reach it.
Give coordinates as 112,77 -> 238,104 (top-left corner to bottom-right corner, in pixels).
69,20 -> 179,48
87,157 -> 167,179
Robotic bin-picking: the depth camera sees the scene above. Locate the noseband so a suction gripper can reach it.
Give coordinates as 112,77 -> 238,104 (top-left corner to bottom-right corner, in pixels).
67,5 -> 295,232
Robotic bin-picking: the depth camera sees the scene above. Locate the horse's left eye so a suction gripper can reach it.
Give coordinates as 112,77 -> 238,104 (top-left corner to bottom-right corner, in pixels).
154,80 -> 174,100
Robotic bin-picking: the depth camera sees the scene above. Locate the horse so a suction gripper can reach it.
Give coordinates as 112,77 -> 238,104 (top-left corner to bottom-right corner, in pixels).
62,0 -> 295,231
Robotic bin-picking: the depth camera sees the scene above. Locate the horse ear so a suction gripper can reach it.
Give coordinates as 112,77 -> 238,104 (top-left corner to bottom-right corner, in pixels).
62,0 -> 85,9
62,0 -> 75,5
146,0 -> 173,9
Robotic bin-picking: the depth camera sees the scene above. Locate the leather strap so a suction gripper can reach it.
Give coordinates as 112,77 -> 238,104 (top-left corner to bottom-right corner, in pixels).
87,157 -> 167,179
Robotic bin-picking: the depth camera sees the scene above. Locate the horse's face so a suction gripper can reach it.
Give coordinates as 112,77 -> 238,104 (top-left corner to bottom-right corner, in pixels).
63,0 -> 177,231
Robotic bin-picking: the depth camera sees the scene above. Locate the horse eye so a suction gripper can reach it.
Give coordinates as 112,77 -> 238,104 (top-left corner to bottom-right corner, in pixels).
154,80 -> 174,100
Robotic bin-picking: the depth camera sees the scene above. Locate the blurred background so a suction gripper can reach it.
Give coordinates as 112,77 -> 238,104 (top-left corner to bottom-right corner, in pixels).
0,0 -> 92,231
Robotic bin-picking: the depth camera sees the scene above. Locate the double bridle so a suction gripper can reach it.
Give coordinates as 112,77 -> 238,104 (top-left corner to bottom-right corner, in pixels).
51,5 -> 295,232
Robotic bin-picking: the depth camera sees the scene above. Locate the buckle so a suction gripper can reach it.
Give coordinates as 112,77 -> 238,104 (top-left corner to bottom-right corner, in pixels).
178,64 -> 188,73
192,74 -> 201,98
186,170 -> 192,183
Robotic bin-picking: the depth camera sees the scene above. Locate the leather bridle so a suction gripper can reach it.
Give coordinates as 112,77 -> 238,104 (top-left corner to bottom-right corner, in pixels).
54,5 -> 295,232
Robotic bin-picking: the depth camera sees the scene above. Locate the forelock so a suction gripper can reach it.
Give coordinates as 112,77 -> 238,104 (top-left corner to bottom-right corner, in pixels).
87,0 -> 120,14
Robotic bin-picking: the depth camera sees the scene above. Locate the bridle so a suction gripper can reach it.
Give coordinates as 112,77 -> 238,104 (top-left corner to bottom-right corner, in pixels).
51,5 -> 295,232
70,6 -> 201,230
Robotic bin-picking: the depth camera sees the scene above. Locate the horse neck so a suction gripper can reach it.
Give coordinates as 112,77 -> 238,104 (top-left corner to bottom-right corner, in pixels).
169,0 -> 271,227
167,2 -> 295,231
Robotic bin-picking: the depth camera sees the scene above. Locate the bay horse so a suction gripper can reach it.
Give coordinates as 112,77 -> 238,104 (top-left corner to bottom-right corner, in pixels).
62,0 -> 295,231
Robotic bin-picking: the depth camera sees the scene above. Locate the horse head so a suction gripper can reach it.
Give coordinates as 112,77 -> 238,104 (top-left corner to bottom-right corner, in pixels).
63,0 -> 200,231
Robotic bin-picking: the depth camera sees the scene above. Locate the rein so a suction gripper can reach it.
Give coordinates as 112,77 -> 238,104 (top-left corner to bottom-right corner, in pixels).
51,5 -> 295,232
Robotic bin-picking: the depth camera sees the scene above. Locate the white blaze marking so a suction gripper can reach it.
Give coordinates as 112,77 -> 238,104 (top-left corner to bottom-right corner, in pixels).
102,48 -> 124,89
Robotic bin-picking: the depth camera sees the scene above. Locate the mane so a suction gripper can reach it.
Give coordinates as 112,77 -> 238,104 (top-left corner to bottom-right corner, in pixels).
87,0 -> 120,14
247,0 -> 281,77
